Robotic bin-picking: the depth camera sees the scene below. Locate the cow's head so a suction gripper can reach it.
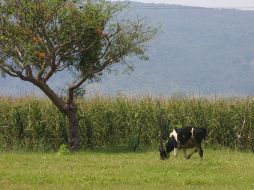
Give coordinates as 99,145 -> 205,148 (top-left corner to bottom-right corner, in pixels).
159,146 -> 169,160
159,137 -> 177,160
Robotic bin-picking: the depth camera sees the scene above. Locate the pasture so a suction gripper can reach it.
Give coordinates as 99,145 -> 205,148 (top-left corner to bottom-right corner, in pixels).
0,149 -> 253,190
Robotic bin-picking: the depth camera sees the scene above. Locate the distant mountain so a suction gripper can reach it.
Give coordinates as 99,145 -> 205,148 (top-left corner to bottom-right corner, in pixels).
1,2 -> 254,96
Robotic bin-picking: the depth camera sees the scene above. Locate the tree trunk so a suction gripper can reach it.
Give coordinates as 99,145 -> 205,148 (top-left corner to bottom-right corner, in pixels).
33,80 -> 80,151
66,109 -> 79,151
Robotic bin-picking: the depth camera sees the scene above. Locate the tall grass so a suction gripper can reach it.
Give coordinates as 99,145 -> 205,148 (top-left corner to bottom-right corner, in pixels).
0,95 -> 253,151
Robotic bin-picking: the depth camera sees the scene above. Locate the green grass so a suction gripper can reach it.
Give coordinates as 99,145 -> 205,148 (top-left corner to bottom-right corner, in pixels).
0,149 -> 253,190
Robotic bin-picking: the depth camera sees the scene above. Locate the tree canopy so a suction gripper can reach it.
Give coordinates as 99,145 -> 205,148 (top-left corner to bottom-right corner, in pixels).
0,0 -> 157,96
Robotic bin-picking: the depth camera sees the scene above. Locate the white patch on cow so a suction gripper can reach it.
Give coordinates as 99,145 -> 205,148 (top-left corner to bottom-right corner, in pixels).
170,129 -> 178,142
191,128 -> 194,138
173,148 -> 178,157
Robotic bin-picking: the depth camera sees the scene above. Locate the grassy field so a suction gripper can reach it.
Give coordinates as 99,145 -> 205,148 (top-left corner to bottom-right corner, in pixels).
0,149 -> 253,190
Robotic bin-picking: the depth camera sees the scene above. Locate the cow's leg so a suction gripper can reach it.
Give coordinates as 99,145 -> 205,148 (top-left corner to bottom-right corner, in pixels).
183,149 -> 188,159
186,148 -> 197,159
173,148 -> 178,157
196,144 -> 203,159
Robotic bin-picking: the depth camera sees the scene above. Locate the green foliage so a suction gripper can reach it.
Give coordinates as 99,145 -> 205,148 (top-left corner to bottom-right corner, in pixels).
0,0 -> 157,83
57,144 -> 70,155
0,96 -> 254,151
0,97 -> 68,151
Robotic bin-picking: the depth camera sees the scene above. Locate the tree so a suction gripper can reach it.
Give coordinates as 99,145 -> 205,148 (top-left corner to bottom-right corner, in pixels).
0,0 -> 157,151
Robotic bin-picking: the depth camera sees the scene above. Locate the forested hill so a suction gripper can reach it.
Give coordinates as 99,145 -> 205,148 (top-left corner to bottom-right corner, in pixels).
1,2 -> 254,96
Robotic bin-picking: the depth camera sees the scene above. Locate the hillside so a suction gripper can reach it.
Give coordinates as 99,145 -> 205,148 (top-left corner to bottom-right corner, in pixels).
1,2 -> 254,96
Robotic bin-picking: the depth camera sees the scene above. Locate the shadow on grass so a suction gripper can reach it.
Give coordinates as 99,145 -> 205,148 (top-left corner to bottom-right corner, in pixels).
0,145 -> 159,154
79,145 -> 156,154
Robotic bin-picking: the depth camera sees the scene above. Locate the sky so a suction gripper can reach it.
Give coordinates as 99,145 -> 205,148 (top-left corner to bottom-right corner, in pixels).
113,0 -> 254,10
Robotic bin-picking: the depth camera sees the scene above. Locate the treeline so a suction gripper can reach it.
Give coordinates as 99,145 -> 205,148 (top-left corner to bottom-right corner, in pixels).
0,96 -> 253,151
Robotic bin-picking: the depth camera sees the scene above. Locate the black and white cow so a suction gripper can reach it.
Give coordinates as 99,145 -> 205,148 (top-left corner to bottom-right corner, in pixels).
160,127 -> 207,160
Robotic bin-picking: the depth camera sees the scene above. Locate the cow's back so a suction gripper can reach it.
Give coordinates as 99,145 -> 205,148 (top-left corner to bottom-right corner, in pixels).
175,127 -> 192,145
193,127 -> 207,143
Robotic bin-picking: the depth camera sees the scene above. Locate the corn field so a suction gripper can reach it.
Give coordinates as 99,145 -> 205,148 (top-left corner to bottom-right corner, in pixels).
0,95 -> 253,151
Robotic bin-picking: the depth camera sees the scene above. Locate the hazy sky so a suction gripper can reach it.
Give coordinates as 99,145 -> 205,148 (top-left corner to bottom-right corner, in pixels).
114,0 -> 254,10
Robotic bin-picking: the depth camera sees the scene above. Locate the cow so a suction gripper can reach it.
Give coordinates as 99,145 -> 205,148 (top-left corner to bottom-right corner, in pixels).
159,127 -> 207,160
